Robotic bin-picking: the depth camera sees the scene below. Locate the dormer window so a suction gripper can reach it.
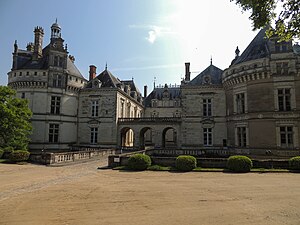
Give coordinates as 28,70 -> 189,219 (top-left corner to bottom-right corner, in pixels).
275,41 -> 288,53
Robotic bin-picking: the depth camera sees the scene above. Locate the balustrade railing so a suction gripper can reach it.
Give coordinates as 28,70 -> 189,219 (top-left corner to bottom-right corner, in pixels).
118,117 -> 182,123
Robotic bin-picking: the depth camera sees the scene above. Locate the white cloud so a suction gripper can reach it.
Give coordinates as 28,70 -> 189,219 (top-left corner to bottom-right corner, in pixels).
129,24 -> 171,44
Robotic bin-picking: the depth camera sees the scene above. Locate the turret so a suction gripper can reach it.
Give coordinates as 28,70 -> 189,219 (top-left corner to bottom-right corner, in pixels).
51,19 -> 61,39
12,40 -> 18,70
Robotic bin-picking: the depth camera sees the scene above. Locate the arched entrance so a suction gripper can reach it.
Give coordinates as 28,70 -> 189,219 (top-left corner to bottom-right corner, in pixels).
162,127 -> 177,148
120,127 -> 134,149
139,127 -> 153,150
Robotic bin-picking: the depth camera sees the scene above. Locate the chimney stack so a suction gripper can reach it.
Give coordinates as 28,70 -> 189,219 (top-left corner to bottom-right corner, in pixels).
144,85 -> 148,98
185,62 -> 190,81
33,26 -> 44,60
89,65 -> 97,80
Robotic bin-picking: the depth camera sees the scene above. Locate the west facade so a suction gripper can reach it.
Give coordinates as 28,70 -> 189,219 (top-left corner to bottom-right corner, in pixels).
7,23 -> 300,155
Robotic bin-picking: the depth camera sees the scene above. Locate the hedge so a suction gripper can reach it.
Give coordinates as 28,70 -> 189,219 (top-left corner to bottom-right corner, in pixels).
227,155 -> 252,173
0,149 -> 3,159
289,156 -> 300,170
9,150 -> 30,162
176,155 -> 197,172
128,154 -> 151,171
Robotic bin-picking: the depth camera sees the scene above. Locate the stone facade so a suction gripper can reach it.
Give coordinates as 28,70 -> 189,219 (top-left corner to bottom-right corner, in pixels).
7,23 -> 300,155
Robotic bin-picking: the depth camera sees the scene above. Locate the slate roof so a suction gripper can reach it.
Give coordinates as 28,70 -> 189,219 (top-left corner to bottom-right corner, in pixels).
232,27 -> 269,65
188,64 -> 223,85
144,86 -> 181,107
13,45 -> 84,79
121,80 -> 142,96
85,69 -> 122,88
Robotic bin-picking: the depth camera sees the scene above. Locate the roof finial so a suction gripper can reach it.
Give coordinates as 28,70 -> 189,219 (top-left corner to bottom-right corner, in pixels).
210,56 -> 212,65
132,76 -> 134,81
235,46 -> 240,58
105,62 -> 107,70
55,18 -> 57,23
153,76 -> 157,89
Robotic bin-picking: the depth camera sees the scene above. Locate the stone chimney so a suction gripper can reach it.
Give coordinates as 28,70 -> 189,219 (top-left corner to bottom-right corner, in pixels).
33,26 -> 44,60
185,62 -> 190,81
26,42 -> 34,52
89,65 -> 97,80
144,85 -> 148,98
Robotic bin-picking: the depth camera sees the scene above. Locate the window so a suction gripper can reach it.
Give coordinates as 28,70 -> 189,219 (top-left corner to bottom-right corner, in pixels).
59,57 -> 63,67
203,98 -> 212,117
49,124 -> 59,143
237,127 -> 247,147
280,126 -> 293,147
90,127 -> 98,144
26,71 -> 29,76
53,74 -> 62,87
91,100 -> 99,117
54,56 -> 59,66
203,128 -> 212,146
34,72 -> 37,76
236,93 -> 245,114
19,72 -> 22,76
276,62 -> 288,75
50,96 -> 61,114
278,88 -> 291,111
21,93 -> 25,99
275,42 -> 288,53
120,100 -> 124,118
43,72 -> 46,76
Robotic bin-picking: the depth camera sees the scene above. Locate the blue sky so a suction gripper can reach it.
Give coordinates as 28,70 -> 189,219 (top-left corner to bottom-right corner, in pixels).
0,0 -> 257,91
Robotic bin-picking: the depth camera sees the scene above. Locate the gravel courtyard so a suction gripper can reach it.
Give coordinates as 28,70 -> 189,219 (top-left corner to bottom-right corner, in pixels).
0,160 -> 300,225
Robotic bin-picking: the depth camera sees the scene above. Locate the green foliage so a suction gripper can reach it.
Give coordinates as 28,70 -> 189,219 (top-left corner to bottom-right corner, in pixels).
9,150 -> 30,162
227,155 -> 253,173
175,155 -> 197,172
289,156 -> 300,170
147,165 -> 173,171
0,86 -> 32,150
0,149 -> 3,159
232,0 -> 300,41
2,146 -> 14,159
127,154 -> 151,171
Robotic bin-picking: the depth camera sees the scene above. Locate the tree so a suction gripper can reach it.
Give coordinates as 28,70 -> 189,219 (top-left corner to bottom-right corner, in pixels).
0,86 -> 32,150
232,0 -> 300,41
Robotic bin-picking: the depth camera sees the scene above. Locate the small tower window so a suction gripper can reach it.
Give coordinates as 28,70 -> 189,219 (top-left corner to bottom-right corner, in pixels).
26,71 -> 29,76
34,72 -> 37,76
19,72 -> 22,76
43,72 -> 46,76
21,93 -> 25,99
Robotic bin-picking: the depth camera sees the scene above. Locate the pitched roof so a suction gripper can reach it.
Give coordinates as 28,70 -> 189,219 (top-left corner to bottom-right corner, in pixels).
66,57 -> 85,79
121,80 -> 142,96
144,86 -> 181,107
188,64 -> 223,85
232,28 -> 269,65
85,69 -> 122,88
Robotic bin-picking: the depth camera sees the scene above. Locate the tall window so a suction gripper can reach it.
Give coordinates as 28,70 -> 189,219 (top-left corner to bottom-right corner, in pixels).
91,100 -> 99,117
203,98 -> 212,117
278,88 -> 291,111
280,126 -> 293,148
236,93 -> 245,114
120,100 -> 124,118
50,96 -> 61,114
53,74 -> 62,87
203,128 -> 212,146
237,127 -> 247,147
90,127 -> 98,144
49,124 -> 59,143
276,62 -> 288,75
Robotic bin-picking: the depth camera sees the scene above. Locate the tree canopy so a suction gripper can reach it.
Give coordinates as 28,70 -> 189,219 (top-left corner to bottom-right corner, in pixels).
232,0 -> 300,41
0,86 -> 32,150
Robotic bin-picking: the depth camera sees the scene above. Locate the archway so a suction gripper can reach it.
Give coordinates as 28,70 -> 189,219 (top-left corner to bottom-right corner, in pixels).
162,127 -> 177,148
139,127 -> 153,150
120,127 -> 134,149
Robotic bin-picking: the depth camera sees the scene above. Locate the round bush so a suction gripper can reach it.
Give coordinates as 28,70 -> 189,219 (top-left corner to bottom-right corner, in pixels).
9,150 -> 30,162
176,155 -> 197,172
3,146 -> 14,158
0,149 -> 4,159
128,154 -> 151,171
227,155 -> 253,173
289,156 -> 300,170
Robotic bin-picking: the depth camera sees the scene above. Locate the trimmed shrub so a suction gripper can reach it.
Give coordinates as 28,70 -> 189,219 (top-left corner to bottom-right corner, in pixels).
3,146 -> 14,159
0,149 -> 4,159
128,154 -> 151,171
176,155 -> 197,172
9,150 -> 30,162
227,155 -> 253,173
289,156 -> 300,170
